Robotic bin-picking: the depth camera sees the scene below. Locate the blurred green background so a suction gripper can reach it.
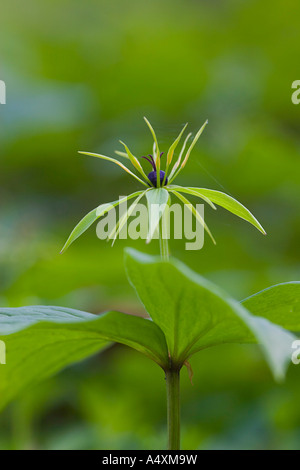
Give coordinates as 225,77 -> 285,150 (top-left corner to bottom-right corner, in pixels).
0,0 -> 299,450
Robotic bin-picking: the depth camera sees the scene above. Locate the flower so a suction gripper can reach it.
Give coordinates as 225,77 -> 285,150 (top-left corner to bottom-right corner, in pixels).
141,153 -> 168,187
61,117 -> 266,253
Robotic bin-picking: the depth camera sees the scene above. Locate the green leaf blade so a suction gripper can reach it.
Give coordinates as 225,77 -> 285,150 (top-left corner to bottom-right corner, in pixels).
0,306 -> 169,410
242,282 -> 300,331
125,249 -> 295,381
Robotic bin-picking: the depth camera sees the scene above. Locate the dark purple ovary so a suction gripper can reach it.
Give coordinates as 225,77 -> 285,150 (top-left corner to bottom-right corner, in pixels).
147,170 -> 168,187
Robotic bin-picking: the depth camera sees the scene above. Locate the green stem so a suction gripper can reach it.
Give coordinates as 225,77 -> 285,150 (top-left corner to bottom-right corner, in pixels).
159,203 -> 177,449
165,368 -> 180,450
159,207 -> 169,261
159,232 -> 169,260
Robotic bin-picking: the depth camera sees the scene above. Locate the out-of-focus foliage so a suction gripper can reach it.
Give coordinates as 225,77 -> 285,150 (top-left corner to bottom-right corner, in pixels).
0,0 -> 299,450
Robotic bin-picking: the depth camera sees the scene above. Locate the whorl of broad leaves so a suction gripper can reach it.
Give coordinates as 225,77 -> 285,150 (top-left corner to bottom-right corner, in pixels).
0,250 -> 299,410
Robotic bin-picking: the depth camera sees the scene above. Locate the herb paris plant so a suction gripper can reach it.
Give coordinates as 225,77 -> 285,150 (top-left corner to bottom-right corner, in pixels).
0,119 -> 299,452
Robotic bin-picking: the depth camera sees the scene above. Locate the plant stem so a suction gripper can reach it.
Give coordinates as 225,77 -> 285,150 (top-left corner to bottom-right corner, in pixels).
165,368 -> 180,450
159,202 -> 178,449
159,231 -> 169,260
159,208 -> 169,261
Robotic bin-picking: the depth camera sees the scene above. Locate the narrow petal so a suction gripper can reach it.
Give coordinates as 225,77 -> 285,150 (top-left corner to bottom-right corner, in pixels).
168,185 -> 217,210
170,120 -> 208,182
168,132 -> 192,182
109,189 -> 149,244
143,117 -> 161,187
78,151 -> 148,187
184,187 -> 266,235
172,190 -> 216,244
166,123 -> 188,167
119,141 -> 150,184
163,123 -> 188,186
114,150 -> 130,159
60,191 -> 144,253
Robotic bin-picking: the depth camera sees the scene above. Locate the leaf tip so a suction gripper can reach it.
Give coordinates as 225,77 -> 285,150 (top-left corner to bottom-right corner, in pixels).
258,225 -> 267,235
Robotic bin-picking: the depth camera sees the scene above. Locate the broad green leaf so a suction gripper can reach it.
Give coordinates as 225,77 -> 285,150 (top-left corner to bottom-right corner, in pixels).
78,151 -> 148,187
0,306 -> 169,410
242,282 -> 300,331
145,188 -> 170,243
125,249 -> 296,381
172,190 -> 216,244
60,191 -> 143,253
168,185 -> 217,210
182,187 -> 266,235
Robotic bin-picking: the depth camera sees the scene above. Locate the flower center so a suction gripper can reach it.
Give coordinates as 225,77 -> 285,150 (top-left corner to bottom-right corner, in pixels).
147,170 -> 168,187
141,153 -> 168,187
